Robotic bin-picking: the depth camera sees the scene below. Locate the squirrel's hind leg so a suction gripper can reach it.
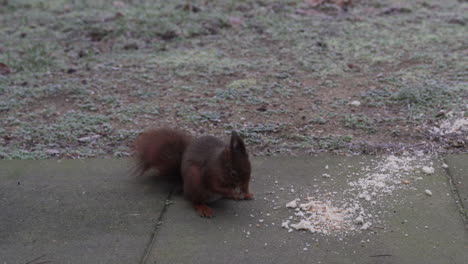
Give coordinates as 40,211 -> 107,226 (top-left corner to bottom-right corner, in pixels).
183,165 -> 214,217
193,204 -> 214,218
240,182 -> 254,200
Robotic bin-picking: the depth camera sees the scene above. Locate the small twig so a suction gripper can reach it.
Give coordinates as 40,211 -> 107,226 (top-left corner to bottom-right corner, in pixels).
370,254 -> 392,257
25,255 -> 45,264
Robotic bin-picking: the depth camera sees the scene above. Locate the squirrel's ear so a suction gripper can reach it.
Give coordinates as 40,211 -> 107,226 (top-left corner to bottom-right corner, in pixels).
230,131 -> 247,154
223,147 -> 231,161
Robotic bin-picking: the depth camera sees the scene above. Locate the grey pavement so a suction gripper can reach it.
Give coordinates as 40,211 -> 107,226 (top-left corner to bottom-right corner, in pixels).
1,155 -> 467,264
445,155 -> 468,220
0,159 -> 172,264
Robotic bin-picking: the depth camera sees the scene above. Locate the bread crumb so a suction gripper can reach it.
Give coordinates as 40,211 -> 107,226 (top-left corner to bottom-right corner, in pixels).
349,100 -> 361,107
421,166 -> 434,174
286,199 -> 299,208
282,154 -> 433,238
354,216 -> 364,224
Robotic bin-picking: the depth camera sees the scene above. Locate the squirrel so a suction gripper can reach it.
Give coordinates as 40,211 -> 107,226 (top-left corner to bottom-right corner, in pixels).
134,128 -> 253,217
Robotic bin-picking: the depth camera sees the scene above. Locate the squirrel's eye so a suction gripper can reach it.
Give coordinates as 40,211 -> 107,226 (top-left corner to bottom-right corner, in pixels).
232,170 -> 238,177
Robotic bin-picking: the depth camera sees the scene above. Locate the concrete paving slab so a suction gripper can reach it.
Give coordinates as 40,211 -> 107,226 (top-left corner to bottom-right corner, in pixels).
445,154 -> 468,217
147,155 -> 468,264
0,159 -> 170,264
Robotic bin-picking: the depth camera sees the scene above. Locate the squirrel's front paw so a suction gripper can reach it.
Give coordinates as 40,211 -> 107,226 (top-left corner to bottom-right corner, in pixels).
243,193 -> 254,200
229,193 -> 245,200
194,204 -> 215,218
232,192 -> 254,200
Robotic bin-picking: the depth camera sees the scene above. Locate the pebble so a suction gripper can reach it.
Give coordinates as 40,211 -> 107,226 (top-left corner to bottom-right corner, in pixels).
425,190 -> 433,196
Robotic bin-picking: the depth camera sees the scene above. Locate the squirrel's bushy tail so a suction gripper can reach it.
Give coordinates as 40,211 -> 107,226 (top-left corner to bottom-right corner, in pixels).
134,128 -> 192,181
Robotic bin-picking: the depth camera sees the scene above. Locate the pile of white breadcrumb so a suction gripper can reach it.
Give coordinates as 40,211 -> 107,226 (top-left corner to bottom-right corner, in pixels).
430,111 -> 468,136
281,152 -> 437,237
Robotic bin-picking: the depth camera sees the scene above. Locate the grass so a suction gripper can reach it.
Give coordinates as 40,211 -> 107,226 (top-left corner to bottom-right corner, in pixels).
343,114 -> 376,134
0,0 -> 467,159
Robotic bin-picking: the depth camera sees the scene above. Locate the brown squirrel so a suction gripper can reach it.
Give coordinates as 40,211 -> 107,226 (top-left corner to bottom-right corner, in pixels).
134,128 -> 253,217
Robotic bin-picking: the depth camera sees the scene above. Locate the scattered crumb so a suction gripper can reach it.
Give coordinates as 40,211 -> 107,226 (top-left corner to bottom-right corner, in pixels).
286,199 -> 299,208
361,222 -> 372,230
421,166 -> 435,175
425,190 -> 433,196
285,199 -> 353,235
354,216 -> 364,224
431,113 -> 468,136
282,153 -> 434,237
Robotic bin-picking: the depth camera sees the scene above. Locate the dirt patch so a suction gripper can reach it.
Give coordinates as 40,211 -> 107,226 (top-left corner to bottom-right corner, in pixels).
0,0 -> 466,159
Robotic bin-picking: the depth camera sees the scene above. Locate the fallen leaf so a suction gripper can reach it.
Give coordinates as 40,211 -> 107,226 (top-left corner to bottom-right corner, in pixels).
78,135 -> 101,142
447,18 -> 466,26
332,0 -> 352,8
112,1 -> 126,8
379,6 -> 412,15
229,16 -> 244,27
88,30 -> 110,42
0,62 -> 11,75
63,4 -> 72,12
436,110 -> 445,117
257,106 -> 268,112
46,149 -> 60,155
123,43 -> 139,50
104,12 -> 124,22
305,0 -> 326,7
305,0 -> 351,8
158,30 -> 178,41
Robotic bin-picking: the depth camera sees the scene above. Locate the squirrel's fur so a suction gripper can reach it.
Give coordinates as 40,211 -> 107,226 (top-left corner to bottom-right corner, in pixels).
134,128 -> 253,217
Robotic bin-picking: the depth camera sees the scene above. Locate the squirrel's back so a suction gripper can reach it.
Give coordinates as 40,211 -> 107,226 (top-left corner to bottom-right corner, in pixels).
182,136 -> 225,164
134,128 -> 192,179
180,136 -> 226,178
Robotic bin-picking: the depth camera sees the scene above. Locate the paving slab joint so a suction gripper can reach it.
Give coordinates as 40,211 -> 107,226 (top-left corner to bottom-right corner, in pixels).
139,188 -> 175,264
442,157 -> 468,227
